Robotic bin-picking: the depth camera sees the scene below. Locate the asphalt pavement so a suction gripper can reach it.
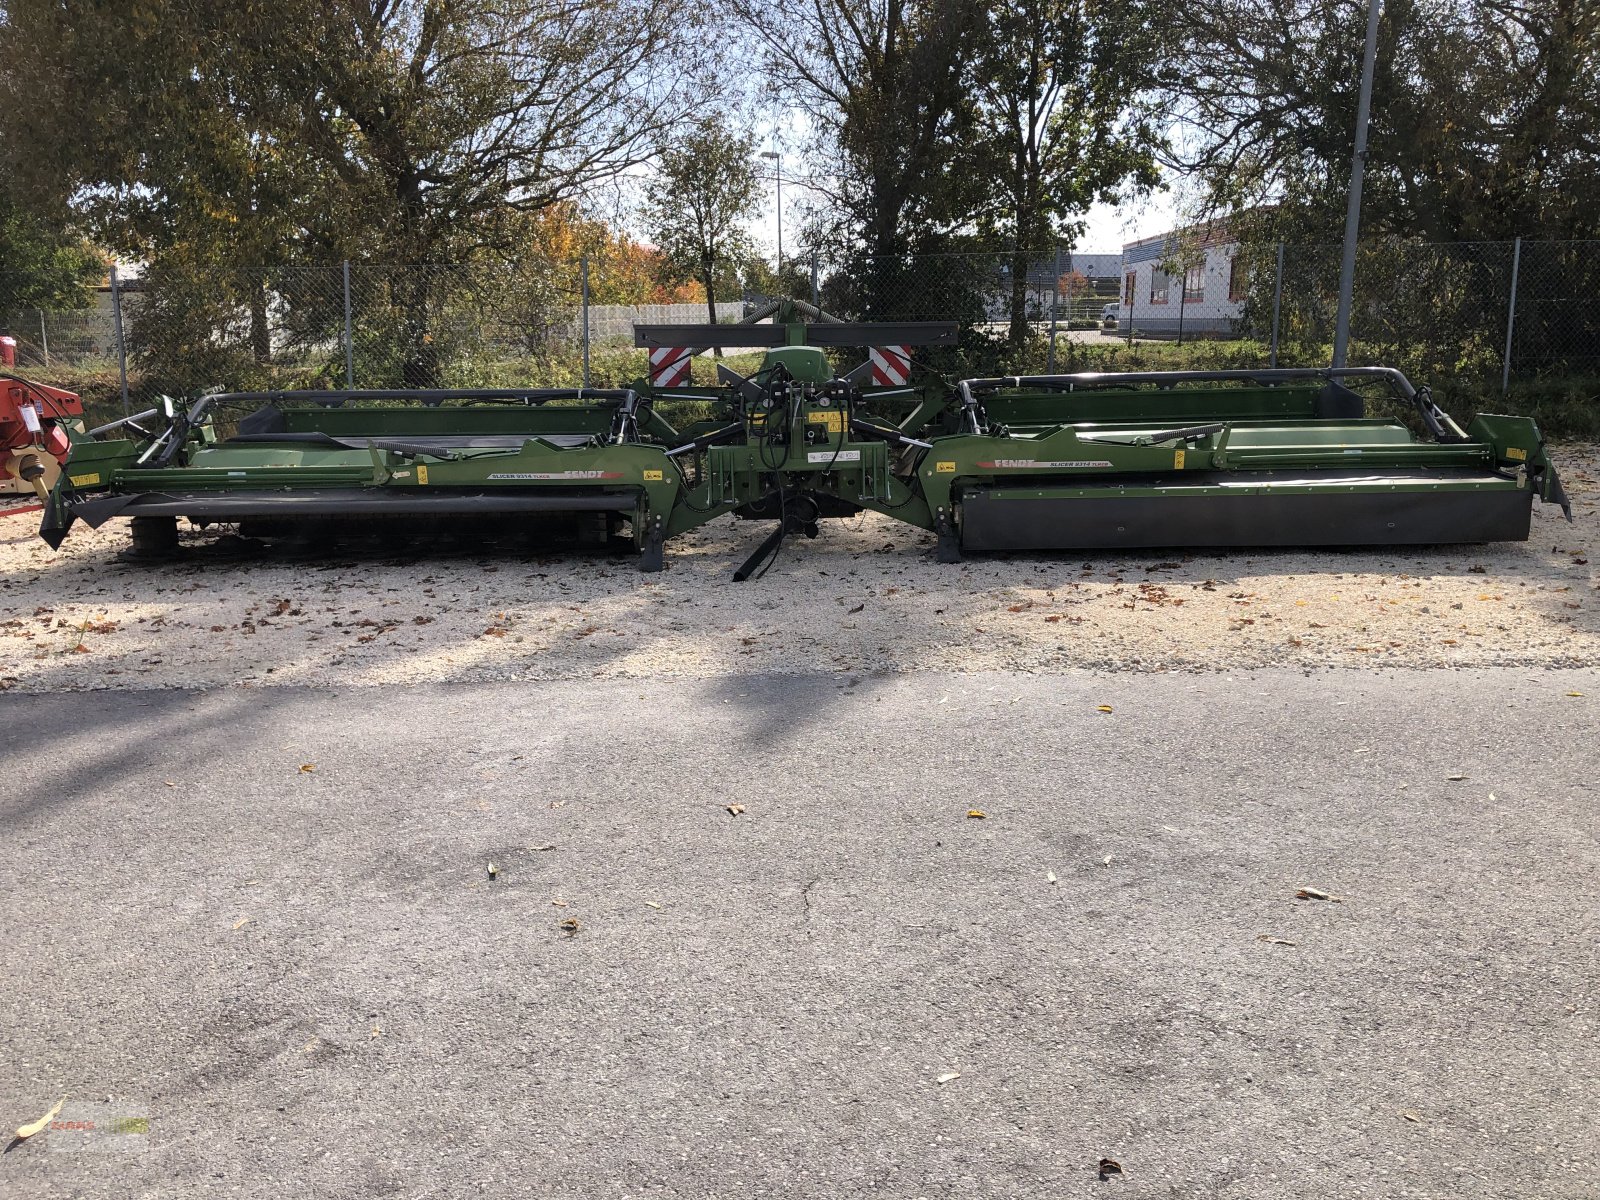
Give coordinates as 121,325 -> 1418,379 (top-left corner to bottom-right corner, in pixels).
2,668 -> 1596,1198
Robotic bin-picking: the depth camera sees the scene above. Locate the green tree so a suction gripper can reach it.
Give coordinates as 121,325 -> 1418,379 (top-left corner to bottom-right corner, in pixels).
1170,0 -> 1600,241
641,116 -> 763,324
971,0 -> 1169,343
0,189 -> 104,314
729,0 -> 989,314
0,0 -> 705,385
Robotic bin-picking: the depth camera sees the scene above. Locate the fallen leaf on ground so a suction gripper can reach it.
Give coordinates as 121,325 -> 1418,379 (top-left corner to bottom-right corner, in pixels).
559,918 -> 581,935
726,804 -> 745,816
486,863 -> 498,880
1567,691 -> 1584,698
1257,935 -> 1297,946
847,603 -> 865,614
1098,1158 -> 1123,1178
527,844 -> 556,852
1295,887 -> 1345,902
1102,854 -> 1113,866
1096,704 -> 1114,713
370,1024 -> 382,1039
1046,871 -> 1057,885
232,917 -> 250,931
966,809 -> 986,819
936,1071 -> 960,1084
15,1096 -> 65,1140
1447,773 -> 1468,781
298,763 -> 315,773
645,901 -> 662,910
1401,1110 -> 1421,1123
551,898 -> 568,908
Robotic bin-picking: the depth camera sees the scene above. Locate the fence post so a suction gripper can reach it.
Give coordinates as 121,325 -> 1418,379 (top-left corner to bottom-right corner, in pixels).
810,257 -> 819,309
1127,267 -> 1135,347
38,310 -> 49,368
342,261 -> 355,388
580,254 -> 591,389
110,264 -> 130,417
1501,237 -> 1522,395
1269,242 -> 1284,368
1046,245 -> 1062,374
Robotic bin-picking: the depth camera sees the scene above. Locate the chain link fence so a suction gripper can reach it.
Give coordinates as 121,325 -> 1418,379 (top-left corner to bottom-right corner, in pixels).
1,241 -> 1596,423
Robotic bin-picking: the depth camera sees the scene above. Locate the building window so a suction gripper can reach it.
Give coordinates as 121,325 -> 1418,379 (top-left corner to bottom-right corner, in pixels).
1228,255 -> 1248,302
1184,262 -> 1204,303
1124,272 -> 1135,307
1149,270 -> 1169,305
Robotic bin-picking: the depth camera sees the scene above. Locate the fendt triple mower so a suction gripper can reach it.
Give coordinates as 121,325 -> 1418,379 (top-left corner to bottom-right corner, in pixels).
29,302 -> 1571,574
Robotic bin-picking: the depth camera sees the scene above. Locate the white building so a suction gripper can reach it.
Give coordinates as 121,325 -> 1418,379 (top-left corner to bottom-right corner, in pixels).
1119,222 -> 1246,337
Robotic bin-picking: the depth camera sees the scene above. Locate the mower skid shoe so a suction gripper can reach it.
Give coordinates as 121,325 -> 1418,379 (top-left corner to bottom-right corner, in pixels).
119,515 -> 182,562
935,511 -> 961,563
638,516 -> 665,573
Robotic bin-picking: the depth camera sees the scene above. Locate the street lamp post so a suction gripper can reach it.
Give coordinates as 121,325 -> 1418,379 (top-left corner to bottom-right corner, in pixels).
1332,0 -> 1382,368
760,150 -> 783,276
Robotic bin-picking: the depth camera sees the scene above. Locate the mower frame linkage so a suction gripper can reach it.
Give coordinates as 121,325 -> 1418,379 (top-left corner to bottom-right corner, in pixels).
957,367 -> 1468,442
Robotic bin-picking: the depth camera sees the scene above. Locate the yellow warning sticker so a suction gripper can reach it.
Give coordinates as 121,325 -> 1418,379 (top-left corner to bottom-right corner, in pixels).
643,469 -> 663,481
417,464 -> 429,484
808,410 -> 844,433
1173,449 -> 1186,469
1506,446 -> 1527,461
935,461 -> 956,473
69,472 -> 101,487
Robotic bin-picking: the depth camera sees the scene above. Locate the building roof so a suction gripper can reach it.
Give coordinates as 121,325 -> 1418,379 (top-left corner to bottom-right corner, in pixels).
1122,218 -> 1239,265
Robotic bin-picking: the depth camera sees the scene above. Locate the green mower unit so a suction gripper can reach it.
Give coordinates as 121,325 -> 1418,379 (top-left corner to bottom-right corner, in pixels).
36,302 -> 1571,574
922,367 -> 1570,559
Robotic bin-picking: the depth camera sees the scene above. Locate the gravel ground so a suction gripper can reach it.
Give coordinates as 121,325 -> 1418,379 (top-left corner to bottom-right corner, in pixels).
2,445 -> 1594,691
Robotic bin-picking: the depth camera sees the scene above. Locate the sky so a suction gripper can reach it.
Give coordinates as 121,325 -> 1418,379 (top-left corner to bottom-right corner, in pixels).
746,156 -> 1189,259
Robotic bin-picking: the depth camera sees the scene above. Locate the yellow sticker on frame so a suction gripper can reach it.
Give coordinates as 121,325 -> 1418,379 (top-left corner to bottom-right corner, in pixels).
935,461 -> 956,473
1173,449 -> 1186,469
643,469 -> 664,481
417,464 -> 429,484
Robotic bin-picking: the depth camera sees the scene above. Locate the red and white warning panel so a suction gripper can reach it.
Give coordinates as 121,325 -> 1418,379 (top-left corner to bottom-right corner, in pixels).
648,346 -> 693,388
869,344 -> 912,387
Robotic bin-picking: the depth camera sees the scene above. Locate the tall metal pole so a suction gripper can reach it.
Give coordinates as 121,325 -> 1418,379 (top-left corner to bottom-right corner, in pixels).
1332,0 -> 1382,367
342,261 -> 355,387
810,257 -> 819,308
110,264 -> 130,417
39,310 -> 49,368
1270,242 -> 1285,368
1501,237 -> 1522,394
760,150 -> 784,279
580,253 -> 591,388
